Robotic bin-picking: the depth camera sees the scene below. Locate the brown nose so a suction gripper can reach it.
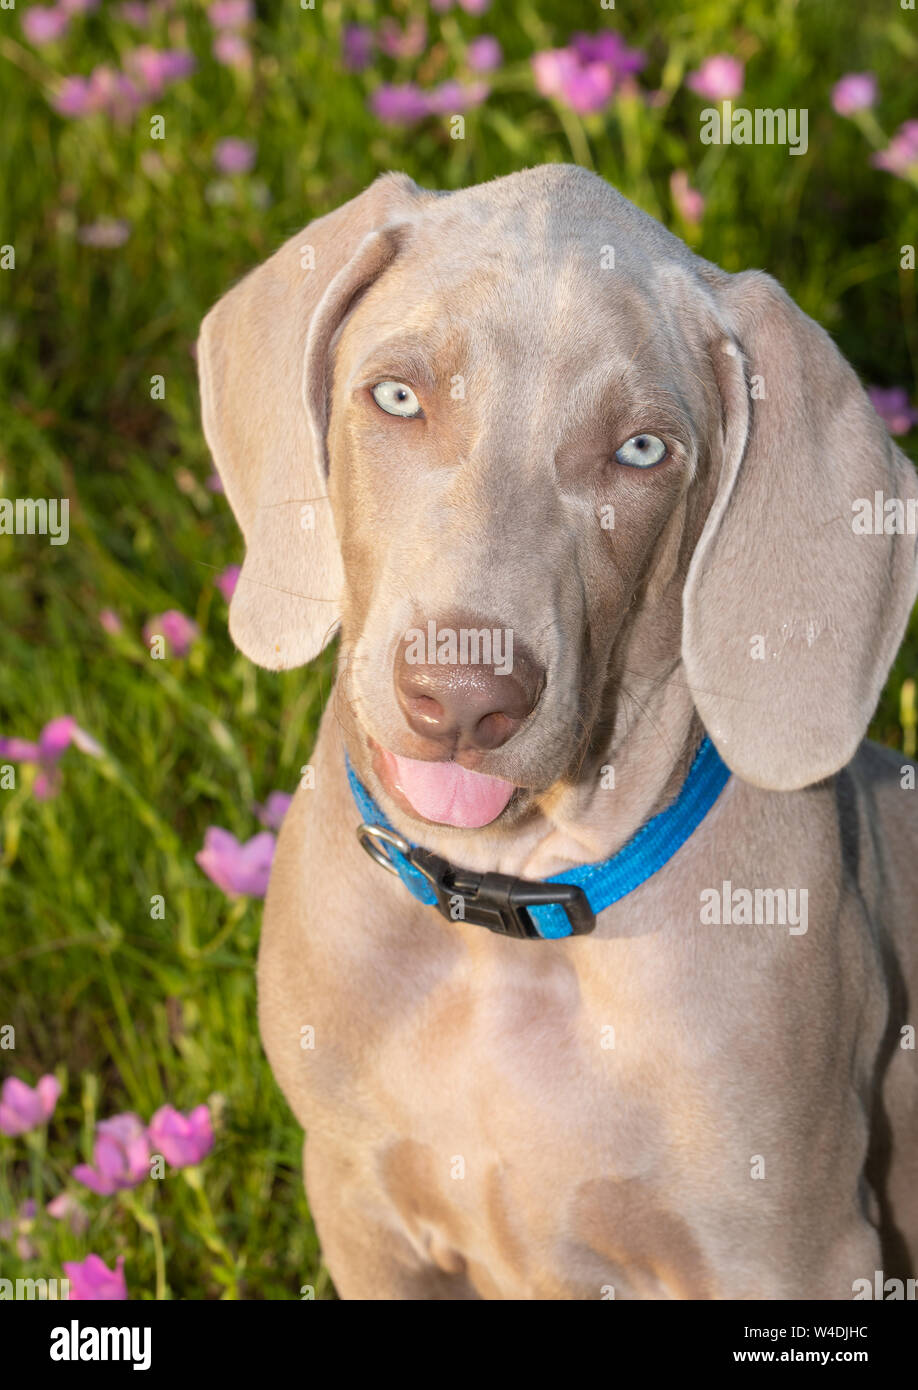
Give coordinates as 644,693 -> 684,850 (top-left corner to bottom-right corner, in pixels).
394,619 -> 544,753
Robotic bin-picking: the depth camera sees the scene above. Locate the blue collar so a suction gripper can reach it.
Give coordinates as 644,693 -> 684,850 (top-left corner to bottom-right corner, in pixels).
346,736 -> 729,940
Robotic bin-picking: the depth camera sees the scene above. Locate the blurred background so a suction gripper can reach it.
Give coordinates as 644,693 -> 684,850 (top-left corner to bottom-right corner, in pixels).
1,0 -> 916,1300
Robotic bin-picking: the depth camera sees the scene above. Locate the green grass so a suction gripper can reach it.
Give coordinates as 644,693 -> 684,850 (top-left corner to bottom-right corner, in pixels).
1,0 -> 916,1299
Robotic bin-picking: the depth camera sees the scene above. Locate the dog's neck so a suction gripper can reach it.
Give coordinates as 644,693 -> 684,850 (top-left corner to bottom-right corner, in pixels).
521,686 -> 704,881
373,670 -> 704,881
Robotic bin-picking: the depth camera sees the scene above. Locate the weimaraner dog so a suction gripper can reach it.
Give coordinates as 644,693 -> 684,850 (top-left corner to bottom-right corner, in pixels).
198,165 -> 918,1300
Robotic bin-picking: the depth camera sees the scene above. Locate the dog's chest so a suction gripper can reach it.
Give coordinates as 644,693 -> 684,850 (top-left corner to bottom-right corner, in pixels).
309,929 -> 719,1296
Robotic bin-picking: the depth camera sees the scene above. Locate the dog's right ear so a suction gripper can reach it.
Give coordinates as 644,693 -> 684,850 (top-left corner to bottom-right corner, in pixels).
197,173 -> 425,670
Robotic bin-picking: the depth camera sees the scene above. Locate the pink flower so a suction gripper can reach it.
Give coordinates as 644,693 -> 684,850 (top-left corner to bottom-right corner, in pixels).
532,48 -> 613,115
213,33 -> 251,69
196,827 -> 276,897
69,65 -> 145,122
831,72 -> 877,116
78,219 -> 131,248
148,1103 -> 214,1167
872,120 -> 918,180
532,48 -> 580,100
53,55 -> 164,122
52,77 -> 95,117
42,716 -> 102,758
98,608 -> 123,635
206,470 -> 224,493
868,387 -> 918,436
670,170 -> 705,225
426,80 -> 488,115
47,1192 -> 90,1235
33,771 -> 57,800
60,0 -> 100,11
155,48 -> 195,81
532,34 -> 644,116
119,0 -> 168,24
23,7 -> 70,44
342,24 -> 373,73
73,1112 -> 151,1195
686,55 -> 744,102
91,65 -> 144,119
255,791 -> 292,830
0,718 -> 102,799
458,0 -> 490,11
124,46 -> 196,100
213,137 -> 256,174
144,609 -> 199,656
118,0 -> 151,23
467,36 -> 502,73
561,63 -> 614,115
0,1075 -> 61,1136
123,47 -> 169,97
378,18 -> 427,60
64,1253 -> 128,1300
571,31 -> 645,76
370,83 -> 431,125
0,738 -> 43,761
208,0 -> 252,28
216,563 -> 240,601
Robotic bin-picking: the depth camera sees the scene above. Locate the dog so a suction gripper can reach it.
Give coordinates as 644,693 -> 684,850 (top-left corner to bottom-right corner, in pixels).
198,165 -> 918,1299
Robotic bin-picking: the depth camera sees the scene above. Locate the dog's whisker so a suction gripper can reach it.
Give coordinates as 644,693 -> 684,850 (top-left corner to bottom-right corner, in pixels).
231,573 -> 339,603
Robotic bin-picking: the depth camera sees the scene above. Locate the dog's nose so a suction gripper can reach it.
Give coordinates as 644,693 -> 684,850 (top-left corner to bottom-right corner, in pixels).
394,620 -> 543,752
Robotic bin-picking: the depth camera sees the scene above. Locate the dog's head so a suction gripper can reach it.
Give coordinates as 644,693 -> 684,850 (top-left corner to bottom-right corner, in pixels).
199,165 -> 918,835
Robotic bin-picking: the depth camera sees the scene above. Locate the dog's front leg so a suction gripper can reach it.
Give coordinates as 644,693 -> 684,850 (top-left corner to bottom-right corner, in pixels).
303,1138 -> 482,1300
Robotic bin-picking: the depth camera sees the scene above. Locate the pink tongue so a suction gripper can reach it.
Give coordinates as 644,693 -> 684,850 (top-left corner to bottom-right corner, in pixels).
390,753 -> 515,828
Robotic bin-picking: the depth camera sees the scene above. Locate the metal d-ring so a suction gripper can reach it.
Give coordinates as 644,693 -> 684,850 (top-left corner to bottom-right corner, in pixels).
356,823 -> 414,876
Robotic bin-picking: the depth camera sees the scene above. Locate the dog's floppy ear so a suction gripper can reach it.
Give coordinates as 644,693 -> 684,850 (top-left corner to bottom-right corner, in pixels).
197,173 -> 424,669
684,270 -> 918,790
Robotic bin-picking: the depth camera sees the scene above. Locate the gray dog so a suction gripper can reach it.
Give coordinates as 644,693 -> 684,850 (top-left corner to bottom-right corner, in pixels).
198,165 -> 918,1300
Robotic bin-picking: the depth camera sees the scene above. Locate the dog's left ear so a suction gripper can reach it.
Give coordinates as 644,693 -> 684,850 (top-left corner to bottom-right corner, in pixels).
684,270 -> 918,790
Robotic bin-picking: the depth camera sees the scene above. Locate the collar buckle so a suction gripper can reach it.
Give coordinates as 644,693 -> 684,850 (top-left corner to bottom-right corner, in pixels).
356,823 -> 413,877
357,824 -> 595,939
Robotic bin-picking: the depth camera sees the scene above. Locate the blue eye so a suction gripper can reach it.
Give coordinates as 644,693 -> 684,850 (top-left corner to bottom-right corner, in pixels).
371,380 -> 422,418
615,434 -> 667,468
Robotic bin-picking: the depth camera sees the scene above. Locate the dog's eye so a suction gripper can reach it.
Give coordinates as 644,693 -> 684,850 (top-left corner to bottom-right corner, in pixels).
614,434 -> 667,468
371,381 -> 422,418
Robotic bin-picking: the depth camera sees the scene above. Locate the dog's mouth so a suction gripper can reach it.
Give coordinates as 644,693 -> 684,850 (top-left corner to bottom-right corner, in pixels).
372,744 -> 517,829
